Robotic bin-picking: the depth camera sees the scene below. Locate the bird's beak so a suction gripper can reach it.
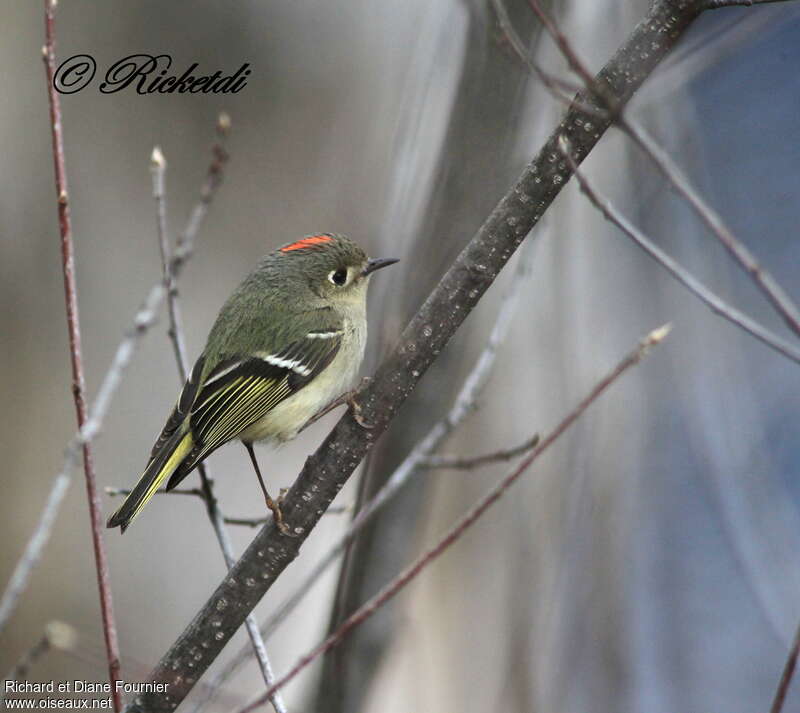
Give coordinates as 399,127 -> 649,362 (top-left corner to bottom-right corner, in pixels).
362,257 -> 399,277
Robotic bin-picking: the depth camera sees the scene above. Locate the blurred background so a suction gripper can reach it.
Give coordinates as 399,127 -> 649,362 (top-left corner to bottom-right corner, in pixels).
2,1 -> 800,711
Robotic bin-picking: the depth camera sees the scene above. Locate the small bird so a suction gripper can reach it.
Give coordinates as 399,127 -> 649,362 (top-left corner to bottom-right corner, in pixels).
107,234 -> 397,534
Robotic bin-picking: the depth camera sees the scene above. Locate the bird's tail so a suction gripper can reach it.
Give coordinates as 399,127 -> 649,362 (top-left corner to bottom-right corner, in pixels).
106,431 -> 194,533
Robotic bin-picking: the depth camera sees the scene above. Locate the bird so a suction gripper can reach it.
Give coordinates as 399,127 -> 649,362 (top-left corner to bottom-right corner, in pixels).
106,233 -> 398,534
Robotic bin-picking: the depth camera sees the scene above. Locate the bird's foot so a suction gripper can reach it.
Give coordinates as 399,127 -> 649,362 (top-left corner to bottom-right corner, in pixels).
348,377 -> 375,429
265,492 -> 296,537
299,377 -> 374,432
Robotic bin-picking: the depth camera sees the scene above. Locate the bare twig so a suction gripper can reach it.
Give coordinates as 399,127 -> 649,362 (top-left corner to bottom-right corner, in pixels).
704,0 -> 795,7
43,1 -> 121,702
82,287 -> 166,442
151,146 -> 188,373
620,119 -> 800,338
0,622 -> 78,706
528,0 -> 601,98
105,486 -> 204,498
106,484 -> 350,520
191,244 -> 533,711
422,433 -> 540,469
558,137 -> 800,365
9,622 -> 77,680
0,475 -> 71,632
238,325 -> 671,710
223,505 -> 352,528
151,141 -> 285,713
0,284 -> 163,683
491,0 -> 609,119
529,0 -> 800,340
170,113 -> 230,277
126,5 -> 706,708
770,619 -> 800,713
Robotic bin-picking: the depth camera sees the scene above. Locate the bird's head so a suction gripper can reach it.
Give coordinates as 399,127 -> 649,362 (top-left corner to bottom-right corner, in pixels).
276,233 -> 398,306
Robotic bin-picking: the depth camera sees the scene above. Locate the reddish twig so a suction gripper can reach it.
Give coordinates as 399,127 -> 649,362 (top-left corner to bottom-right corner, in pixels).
770,620 -> 800,713
42,1 -> 121,708
238,325 -> 671,711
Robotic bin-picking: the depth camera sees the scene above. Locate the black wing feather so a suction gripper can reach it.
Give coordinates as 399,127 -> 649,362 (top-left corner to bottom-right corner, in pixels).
164,334 -> 341,490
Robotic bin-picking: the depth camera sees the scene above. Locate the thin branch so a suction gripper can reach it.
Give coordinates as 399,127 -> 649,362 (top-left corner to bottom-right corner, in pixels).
42,0 -> 121,706
170,113 -> 230,277
151,146 -> 187,373
770,619 -> 800,713
0,622 -> 78,706
422,433 -> 540,469
529,0 -> 800,340
126,4 -> 706,708
81,287 -> 166,442
619,119 -> 800,338
528,0 -> 601,99
105,486 -> 204,498
0,285 -> 164,643
106,484 -> 350,519
191,243 -> 534,711
559,137 -> 800,365
704,0 -> 795,7
223,506 -> 352,528
239,325 -> 671,711
491,0 -> 610,119
0,475 -> 71,631
151,142 -> 285,713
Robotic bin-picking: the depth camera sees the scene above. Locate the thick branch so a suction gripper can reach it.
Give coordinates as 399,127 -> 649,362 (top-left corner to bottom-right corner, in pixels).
127,2 -> 704,709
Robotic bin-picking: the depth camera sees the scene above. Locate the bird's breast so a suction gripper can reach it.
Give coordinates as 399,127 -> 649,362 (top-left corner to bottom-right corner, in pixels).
240,316 -> 367,444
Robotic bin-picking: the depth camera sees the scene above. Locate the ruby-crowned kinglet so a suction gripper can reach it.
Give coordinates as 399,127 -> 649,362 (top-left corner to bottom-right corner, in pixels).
107,234 -> 397,534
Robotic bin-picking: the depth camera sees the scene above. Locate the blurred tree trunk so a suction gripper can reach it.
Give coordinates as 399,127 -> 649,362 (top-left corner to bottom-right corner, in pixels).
312,2 -> 540,710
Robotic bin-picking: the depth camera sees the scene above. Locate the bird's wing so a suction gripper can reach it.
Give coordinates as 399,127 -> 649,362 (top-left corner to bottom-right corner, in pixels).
148,355 -> 206,461
166,327 -> 343,486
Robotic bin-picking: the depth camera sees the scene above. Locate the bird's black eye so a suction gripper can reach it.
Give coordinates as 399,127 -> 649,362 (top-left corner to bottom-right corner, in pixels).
329,268 -> 348,286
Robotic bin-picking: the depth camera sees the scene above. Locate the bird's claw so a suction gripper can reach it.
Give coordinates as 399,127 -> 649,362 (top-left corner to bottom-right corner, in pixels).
265,492 -> 297,537
348,397 -> 375,429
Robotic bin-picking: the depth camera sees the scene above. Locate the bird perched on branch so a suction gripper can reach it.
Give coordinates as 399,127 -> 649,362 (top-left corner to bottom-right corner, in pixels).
107,234 -> 397,534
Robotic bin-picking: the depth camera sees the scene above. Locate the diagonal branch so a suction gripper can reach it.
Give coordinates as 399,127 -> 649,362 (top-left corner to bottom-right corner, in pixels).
558,137 -> 800,365
239,325 -> 670,711
620,119 -> 800,338
0,283 -> 164,687
42,1 -> 121,707
770,619 -> 800,713
126,2 -> 707,709
190,241 -> 534,712
0,476 -> 71,632
528,0 -> 800,340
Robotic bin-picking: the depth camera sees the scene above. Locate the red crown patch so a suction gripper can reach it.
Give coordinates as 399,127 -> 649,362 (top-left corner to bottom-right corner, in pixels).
280,235 -> 333,252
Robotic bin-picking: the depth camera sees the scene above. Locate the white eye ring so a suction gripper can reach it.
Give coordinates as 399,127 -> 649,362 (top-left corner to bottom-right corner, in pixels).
328,268 -> 348,286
